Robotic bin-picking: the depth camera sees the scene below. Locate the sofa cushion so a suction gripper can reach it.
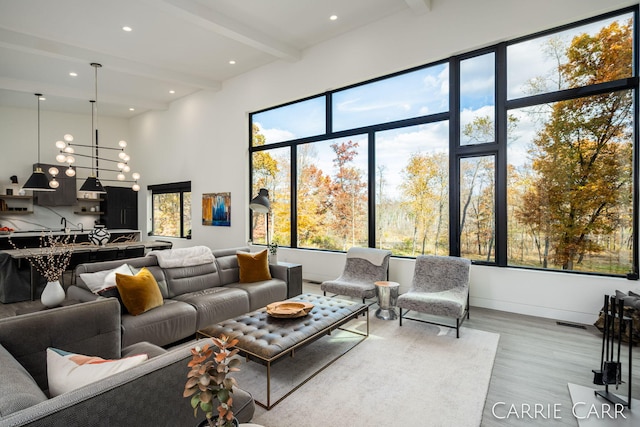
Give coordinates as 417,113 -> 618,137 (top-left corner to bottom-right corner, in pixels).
173,287 -> 250,330
116,267 -> 164,316
121,299 -> 198,348
0,344 -> 47,417
46,348 -> 148,397
237,250 -> 271,283
163,262 -> 221,297
80,263 -> 132,294
226,279 -> 287,311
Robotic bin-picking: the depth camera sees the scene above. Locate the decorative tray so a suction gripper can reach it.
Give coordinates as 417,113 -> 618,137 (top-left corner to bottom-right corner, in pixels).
266,301 -> 314,318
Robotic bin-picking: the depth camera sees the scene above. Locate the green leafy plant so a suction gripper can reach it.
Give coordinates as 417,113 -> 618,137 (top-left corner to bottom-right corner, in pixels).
184,335 -> 241,427
268,241 -> 278,255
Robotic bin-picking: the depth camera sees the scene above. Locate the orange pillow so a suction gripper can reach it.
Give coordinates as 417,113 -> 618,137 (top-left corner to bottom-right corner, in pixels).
237,249 -> 272,283
115,267 -> 163,315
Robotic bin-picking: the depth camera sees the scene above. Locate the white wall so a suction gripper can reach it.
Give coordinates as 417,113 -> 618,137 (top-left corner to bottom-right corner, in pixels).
129,0 -> 640,323
0,106 -> 130,231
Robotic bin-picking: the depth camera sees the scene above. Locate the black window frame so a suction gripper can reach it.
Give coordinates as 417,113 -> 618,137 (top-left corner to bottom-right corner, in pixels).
249,6 -> 639,279
148,181 -> 191,239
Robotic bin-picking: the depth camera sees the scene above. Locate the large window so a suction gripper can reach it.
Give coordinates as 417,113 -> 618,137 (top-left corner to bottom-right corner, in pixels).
148,181 -> 191,238
250,7 -> 638,277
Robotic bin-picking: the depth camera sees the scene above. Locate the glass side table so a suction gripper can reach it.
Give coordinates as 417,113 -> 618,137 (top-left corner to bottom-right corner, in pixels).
374,281 -> 400,320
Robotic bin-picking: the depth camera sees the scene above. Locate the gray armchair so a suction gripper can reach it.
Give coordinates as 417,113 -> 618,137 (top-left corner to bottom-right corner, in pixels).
397,255 -> 471,338
321,247 -> 392,303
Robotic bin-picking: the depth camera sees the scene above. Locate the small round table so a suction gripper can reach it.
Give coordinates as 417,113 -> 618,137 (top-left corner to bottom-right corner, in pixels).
374,281 -> 400,320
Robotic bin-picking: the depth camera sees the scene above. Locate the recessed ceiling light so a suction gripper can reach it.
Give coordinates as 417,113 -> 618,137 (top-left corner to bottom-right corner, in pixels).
129,107 -> 135,111
330,15 -> 338,21
169,90 -> 175,94
229,60 -> 236,65
69,72 -> 77,77
122,26 -> 132,32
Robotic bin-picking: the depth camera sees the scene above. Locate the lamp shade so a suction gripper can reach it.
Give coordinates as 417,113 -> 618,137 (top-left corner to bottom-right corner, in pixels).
79,176 -> 106,193
23,167 -> 55,191
249,188 -> 270,213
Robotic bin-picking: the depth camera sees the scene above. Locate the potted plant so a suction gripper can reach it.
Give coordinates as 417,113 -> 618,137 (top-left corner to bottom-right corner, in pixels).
184,334 -> 241,427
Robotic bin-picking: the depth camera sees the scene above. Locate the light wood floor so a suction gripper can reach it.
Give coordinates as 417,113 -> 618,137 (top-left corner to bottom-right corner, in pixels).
2,282 -> 639,426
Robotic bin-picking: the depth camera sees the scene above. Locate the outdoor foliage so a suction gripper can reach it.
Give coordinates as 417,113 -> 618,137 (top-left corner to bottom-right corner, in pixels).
250,16 -> 634,274
509,19 -> 633,272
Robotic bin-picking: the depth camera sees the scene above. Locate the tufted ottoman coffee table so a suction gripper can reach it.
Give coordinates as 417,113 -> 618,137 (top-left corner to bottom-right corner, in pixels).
197,293 -> 368,409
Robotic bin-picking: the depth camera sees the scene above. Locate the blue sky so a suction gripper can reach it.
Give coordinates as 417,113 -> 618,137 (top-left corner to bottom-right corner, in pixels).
252,13 -> 631,193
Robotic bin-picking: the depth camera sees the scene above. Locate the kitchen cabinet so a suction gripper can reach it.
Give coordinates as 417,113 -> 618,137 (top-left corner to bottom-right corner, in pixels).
100,186 -> 138,229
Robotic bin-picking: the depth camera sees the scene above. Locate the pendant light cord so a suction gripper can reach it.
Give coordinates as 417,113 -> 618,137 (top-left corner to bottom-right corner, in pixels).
91,62 -> 102,178
36,93 -> 41,165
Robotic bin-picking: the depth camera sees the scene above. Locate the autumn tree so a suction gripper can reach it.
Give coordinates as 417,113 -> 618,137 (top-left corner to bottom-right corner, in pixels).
297,144 -> 333,247
460,115 -> 517,260
329,140 -> 367,250
517,20 -> 633,270
251,124 -> 279,244
400,152 -> 448,255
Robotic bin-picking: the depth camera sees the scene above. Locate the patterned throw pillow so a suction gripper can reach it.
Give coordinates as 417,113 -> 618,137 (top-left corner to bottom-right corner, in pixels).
80,263 -> 132,294
46,348 -> 147,397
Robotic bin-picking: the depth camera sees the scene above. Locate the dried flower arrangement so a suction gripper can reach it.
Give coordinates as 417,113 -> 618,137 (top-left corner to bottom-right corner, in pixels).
9,232 -> 76,282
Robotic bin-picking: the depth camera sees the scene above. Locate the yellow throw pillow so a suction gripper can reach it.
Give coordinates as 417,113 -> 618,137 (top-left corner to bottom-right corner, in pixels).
115,267 -> 163,316
237,249 -> 272,283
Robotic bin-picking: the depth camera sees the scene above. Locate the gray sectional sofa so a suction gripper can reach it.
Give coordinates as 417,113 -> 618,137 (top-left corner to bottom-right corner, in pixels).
0,298 -> 255,426
67,246 -> 293,347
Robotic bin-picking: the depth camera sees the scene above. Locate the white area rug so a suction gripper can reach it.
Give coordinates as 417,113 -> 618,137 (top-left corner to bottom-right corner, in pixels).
235,315 -> 499,427
568,383 -> 640,427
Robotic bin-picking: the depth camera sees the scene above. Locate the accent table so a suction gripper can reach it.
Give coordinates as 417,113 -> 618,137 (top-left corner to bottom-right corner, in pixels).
374,281 -> 400,320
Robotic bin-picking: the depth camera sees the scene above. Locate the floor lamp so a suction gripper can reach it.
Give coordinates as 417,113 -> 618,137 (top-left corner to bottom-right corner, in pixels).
250,188 -> 270,246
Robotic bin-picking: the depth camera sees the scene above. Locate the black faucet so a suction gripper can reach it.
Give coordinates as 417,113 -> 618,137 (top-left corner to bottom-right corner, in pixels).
61,217 -> 67,231
79,223 -> 84,232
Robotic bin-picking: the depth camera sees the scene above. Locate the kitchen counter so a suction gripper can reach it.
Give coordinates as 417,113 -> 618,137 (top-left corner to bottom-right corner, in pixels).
0,229 -> 141,250
0,229 -> 140,238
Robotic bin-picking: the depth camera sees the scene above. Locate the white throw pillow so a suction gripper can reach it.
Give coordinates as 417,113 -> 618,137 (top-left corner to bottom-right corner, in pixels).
46,348 -> 147,397
80,264 -> 132,294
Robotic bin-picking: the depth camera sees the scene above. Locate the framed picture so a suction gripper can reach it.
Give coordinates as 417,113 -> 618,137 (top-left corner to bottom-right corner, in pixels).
202,192 -> 231,226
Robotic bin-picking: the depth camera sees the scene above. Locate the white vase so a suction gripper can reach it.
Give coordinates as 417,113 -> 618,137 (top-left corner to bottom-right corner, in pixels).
269,252 -> 278,264
41,280 -> 65,308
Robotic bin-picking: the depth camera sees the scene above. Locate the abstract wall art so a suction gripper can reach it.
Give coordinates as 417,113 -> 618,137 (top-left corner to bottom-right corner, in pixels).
202,192 -> 231,226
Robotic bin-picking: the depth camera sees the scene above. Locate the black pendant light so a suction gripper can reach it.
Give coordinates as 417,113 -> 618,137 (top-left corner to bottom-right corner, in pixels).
79,63 -> 106,193
23,93 -> 55,192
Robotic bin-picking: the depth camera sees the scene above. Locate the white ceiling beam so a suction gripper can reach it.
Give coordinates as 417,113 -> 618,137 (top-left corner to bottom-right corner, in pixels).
146,0 -> 301,61
404,0 -> 431,14
0,77 -> 169,111
0,27 -> 222,91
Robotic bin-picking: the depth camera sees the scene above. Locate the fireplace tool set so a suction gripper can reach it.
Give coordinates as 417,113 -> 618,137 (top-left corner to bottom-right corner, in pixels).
592,294 -> 632,407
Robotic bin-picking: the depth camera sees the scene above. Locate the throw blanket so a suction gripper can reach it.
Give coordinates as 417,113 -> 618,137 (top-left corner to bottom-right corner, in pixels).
346,247 -> 390,266
148,246 -> 215,268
